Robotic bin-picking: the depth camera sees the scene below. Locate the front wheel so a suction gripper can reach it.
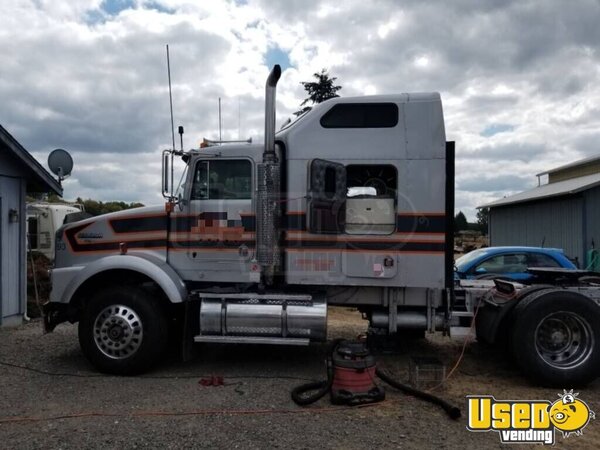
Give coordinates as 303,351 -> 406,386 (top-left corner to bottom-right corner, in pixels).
78,286 -> 168,375
510,290 -> 600,386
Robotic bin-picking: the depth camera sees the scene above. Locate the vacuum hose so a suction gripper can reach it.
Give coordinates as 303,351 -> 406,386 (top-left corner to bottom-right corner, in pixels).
291,363 -> 333,406
375,369 -> 461,420
291,339 -> 341,406
291,340 -> 461,420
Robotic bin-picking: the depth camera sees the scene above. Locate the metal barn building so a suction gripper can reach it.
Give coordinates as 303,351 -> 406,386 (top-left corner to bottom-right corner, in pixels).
0,125 -> 61,326
482,155 -> 600,268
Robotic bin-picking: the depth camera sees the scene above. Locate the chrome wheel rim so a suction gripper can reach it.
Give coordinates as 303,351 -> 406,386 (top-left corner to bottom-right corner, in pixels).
93,304 -> 143,359
535,311 -> 593,370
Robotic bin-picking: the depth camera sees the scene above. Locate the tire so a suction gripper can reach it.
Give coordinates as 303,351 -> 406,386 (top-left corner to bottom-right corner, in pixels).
510,290 -> 600,386
78,285 -> 168,375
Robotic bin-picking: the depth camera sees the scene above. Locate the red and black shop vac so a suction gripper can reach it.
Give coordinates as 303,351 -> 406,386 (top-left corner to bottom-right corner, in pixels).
329,340 -> 385,405
291,339 -> 461,419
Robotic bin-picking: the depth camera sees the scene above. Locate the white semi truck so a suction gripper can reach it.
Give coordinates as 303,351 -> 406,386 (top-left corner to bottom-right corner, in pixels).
44,66 -> 600,386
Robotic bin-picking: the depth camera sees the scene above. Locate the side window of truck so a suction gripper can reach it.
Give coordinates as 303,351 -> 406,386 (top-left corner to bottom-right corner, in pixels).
346,165 -> 397,235
191,160 -> 252,200
320,103 -> 398,128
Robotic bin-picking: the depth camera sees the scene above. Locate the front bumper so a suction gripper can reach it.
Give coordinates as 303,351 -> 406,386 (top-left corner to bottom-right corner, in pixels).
42,302 -> 71,333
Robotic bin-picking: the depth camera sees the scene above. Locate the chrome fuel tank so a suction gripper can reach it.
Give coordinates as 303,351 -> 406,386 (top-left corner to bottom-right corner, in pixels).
196,293 -> 327,342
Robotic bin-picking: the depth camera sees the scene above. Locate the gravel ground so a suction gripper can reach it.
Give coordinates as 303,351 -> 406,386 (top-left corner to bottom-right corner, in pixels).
0,308 -> 599,449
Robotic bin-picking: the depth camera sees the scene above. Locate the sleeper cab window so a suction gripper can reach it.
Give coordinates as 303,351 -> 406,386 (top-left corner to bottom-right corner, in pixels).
320,103 -> 398,128
191,159 -> 252,200
346,165 -> 397,235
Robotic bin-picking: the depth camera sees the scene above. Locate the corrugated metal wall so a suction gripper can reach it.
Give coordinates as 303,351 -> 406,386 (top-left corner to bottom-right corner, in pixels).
584,186 -> 600,256
489,195 -> 584,266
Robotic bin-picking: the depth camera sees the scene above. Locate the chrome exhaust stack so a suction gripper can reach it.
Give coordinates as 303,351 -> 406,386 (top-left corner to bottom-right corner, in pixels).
257,65 -> 282,285
263,64 -> 281,162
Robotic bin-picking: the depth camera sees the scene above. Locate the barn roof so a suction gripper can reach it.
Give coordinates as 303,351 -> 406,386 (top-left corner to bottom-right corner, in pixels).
480,171 -> 600,208
536,154 -> 600,177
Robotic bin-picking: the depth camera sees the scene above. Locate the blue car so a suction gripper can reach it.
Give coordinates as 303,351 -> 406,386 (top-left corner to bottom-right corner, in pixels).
455,246 -> 577,282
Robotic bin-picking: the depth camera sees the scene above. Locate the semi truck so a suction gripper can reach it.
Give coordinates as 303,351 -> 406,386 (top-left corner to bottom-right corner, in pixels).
44,65 -> 600,386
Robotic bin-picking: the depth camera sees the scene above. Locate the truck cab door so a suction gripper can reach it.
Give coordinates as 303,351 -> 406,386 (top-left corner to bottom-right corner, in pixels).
182,157 -> 255,282
308,159 -> 346,234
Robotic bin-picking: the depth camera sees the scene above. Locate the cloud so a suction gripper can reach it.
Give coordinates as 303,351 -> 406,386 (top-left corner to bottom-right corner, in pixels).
0,0 -> 599,220
458,174 -> 531,193
480,124 -> 515,137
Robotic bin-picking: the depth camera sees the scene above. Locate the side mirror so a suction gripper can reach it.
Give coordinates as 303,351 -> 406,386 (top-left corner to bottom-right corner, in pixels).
475,267 -> 487,275
162,150 -> 172,199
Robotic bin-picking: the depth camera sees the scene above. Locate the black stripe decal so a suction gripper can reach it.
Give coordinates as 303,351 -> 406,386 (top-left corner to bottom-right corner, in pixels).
172,213 -> 448,233
283,214 -> 306,231
111,216 -> 167,233
172,216 -> 195,233
396,215 -> 446,233
66,228 -> 167,252
172,213 -> 247,232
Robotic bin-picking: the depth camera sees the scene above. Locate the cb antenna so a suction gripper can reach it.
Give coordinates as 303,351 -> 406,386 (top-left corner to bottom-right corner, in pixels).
166,45 -> 176,151
166,44 -> 175,196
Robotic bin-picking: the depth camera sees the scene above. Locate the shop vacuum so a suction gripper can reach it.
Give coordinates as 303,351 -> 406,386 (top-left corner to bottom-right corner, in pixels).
291,340 -> 461,420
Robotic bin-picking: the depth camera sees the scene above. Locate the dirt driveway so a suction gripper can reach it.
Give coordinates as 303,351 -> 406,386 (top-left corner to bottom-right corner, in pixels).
1,308 -> 598,449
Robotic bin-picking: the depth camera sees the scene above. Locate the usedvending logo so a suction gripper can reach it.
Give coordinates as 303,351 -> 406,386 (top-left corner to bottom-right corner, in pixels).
467,390 -> 595,444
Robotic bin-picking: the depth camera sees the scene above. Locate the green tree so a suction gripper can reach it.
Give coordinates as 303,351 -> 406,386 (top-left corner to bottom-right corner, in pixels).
476,207 -> 489,235
454,211 -> 468,232
294,69 -> 342,116
75,197 -> 144,216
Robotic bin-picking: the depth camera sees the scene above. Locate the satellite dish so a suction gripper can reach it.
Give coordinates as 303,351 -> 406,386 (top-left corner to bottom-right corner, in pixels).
48,149 -> 73,181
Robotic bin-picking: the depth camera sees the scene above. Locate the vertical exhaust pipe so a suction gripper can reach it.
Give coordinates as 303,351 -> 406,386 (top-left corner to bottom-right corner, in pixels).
257,65 -> 282,285
264,64 -> 282,162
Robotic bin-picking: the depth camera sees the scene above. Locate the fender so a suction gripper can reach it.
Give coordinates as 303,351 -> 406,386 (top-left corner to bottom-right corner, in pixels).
475,286 -> 556,345
53,252 -> 187,305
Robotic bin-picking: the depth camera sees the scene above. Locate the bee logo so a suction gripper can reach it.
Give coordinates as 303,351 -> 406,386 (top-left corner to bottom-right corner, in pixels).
549,390 -> 595,438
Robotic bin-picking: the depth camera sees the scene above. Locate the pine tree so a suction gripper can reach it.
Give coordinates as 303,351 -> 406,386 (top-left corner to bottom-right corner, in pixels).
294,69 -> 342,116
476,207 -> 489,235
454,211 -> 468,232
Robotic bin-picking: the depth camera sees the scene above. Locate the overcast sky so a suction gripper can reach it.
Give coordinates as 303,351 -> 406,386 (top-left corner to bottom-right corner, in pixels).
2,0 -> 599,220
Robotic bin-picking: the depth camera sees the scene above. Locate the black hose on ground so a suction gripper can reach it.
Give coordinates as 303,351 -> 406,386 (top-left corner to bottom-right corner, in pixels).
291,339 -> 343,406
291,339 -> 462,420
375,368 -> 461,420
291,375 -> 332,406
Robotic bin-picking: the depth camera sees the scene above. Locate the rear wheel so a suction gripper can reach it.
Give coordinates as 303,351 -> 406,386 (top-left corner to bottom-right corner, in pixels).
78,286 -> 168,375
510,290 -> 600,386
